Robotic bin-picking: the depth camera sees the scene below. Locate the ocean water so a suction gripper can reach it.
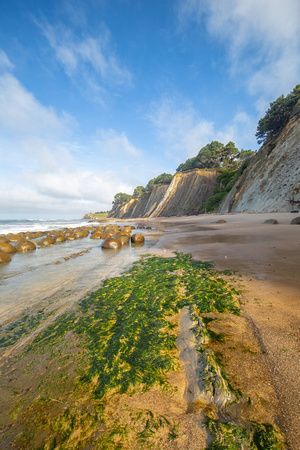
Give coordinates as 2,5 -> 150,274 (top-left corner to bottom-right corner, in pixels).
0,218 -> 95,235
0,219 -> 152,323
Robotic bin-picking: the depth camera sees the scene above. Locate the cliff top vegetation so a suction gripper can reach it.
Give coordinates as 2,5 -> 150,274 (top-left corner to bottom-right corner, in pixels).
113,173 -> 173,205
176,141 -> 254,173
256,84 -> 300,145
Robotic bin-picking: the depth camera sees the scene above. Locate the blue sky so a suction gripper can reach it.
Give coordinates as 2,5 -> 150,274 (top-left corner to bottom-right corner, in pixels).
0,0 -> 299,219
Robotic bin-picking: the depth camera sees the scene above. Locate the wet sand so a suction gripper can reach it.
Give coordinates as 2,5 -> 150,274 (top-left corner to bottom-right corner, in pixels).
142,212 -> 299,449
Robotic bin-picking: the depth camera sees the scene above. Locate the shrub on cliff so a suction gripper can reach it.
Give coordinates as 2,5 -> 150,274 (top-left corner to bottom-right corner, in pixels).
176,141 -> 254,173
256,84 -> 300,145
113,192 -> 133,205
145,173 -> 173,193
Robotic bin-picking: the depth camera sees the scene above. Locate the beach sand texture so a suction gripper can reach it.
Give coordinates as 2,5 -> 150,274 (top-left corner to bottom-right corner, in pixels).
0,212 -> 299,448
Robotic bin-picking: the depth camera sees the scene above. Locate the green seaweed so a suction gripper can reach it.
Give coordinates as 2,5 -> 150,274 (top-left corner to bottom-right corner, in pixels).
207,419 -> 286,450
0,309 -> 55,349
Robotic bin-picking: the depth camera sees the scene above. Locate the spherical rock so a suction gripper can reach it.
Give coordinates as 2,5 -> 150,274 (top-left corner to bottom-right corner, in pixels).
131,233 -> 145,244
0,242 -> 17,254
55,234 -> 66,243
264,219 -> 279,224
7,233 -> 22,243
0,236 -> 8,243
24,232 -> 35,240
121,226 -> 132,234
39,237 -> 55,246
116,234 -> 130,245
101,231 -> 114,239
15,240 -> 37,252
73,230 -> 85,239
90,232 -> 102,239
291,216 -> 300,224
0,250 -> 11,263
101,238 -> 122,249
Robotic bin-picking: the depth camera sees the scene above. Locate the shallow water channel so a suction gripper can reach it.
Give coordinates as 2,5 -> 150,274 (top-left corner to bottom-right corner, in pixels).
0,233 -> 153,323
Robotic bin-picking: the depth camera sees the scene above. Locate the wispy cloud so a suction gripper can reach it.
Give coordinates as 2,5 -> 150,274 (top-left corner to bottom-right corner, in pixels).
149,97 -> 257,164
37,20 -> 132,102
93,129 -> 142,157
176,0 -> 300,112
0,49 -> 14,71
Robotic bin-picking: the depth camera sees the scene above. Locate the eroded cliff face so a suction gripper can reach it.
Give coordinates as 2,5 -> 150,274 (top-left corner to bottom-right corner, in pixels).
219,116 -> 300,213
108,170 -> 219,219
150,170 -> 219,217
108,184 -> 169,219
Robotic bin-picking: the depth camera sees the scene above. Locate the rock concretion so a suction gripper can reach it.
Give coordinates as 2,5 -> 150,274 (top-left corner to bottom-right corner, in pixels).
131,233 -> 145,244
0,242 -> 17,254
15,240 -> 37,252
291,216 -> 300,224
0,250 -> 11,263
101,238 -> 122,249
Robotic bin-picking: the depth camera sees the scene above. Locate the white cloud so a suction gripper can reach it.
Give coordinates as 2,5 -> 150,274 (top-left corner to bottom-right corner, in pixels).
0,73 -> 71,139
93,129 -> 142,157
39,21 -> 132,101
149,98 -> 257,164
149,98 -> 214,158
176,0 -> 300,111
0,50 -> 14,72
0,56 -> 138,217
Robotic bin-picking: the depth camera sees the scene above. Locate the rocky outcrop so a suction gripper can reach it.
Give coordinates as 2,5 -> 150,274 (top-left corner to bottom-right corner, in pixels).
218,116 -> 300,213
108,170 -> 219,219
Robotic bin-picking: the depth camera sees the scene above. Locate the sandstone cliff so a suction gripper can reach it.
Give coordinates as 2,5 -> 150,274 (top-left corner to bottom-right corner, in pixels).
108,169 -> 219,219
218,116 -> 300,213
150,170 -> 219,217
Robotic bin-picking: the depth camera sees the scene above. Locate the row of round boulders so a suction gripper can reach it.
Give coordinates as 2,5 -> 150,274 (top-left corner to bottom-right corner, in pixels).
0,238 -> 36,253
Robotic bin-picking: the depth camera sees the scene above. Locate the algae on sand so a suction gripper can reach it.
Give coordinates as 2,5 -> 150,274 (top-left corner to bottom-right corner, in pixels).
0,252 -> 286,449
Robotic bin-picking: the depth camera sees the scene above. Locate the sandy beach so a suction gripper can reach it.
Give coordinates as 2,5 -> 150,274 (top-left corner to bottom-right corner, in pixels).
143,212 -> 300,449
0,212 -> 299,448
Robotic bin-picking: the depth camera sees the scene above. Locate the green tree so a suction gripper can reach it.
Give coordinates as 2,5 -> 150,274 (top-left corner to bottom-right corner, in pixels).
145,173 -> 173,192
177,141 -> 246,172
113,192 -> 133,205
256,84 -> 300,145
133,186 -> 145,198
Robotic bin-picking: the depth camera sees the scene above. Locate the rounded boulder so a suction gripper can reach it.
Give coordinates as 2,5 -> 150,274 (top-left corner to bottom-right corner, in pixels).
7,233 -> 22,243
131,233 -> 145,244
291,216 -> 300,225
16,240 -> 37,252
0,242 -> 17,254
0,250 -> 11,263
116,234 -> 130,245
39,237 -> 55,246
101,238 -> 122,250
